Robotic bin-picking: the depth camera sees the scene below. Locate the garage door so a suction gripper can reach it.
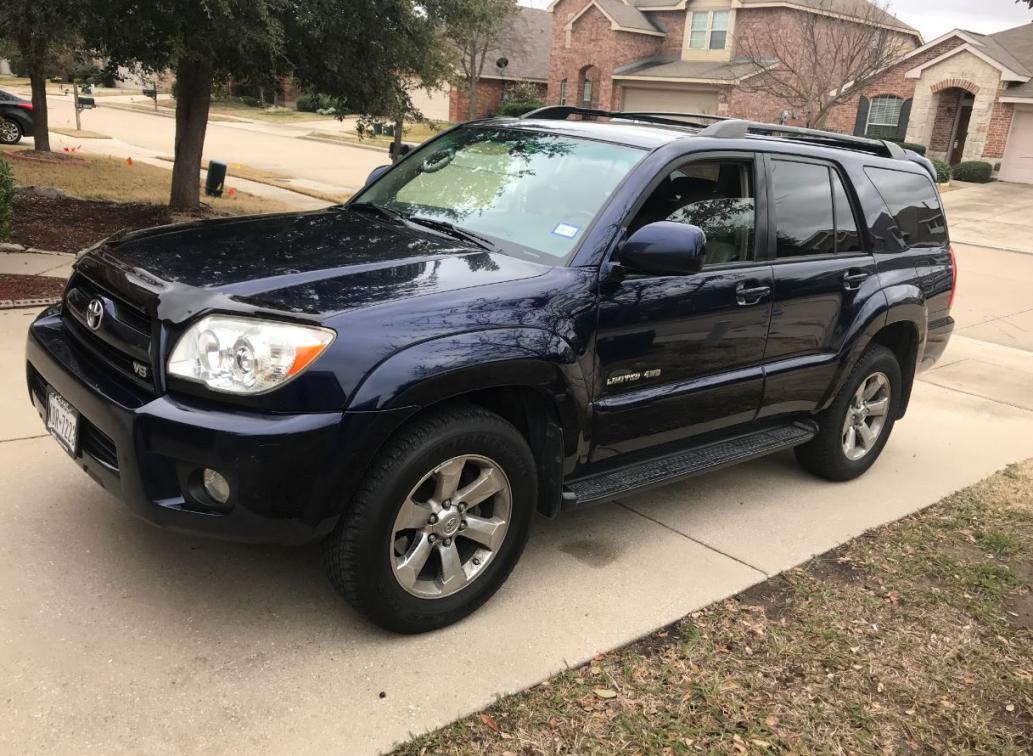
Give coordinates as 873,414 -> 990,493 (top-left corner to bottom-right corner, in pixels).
1000,107 -> 1033,184
621,86 -> 719,115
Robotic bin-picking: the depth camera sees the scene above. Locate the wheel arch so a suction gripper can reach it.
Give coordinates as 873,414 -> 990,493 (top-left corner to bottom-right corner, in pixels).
346,329 -> 591,518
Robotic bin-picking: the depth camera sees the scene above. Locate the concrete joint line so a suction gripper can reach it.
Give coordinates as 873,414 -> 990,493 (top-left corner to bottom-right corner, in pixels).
917,379 -> 1033,414
614,500 -> 770,578
0,434 -> 48,444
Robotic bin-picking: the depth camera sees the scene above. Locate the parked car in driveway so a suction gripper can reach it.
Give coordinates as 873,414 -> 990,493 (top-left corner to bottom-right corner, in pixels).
25,107 -> 956,633
0,90 -> 33,144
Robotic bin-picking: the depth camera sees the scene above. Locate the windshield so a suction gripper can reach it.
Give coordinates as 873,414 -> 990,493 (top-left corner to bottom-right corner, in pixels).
354,126 -> 646,263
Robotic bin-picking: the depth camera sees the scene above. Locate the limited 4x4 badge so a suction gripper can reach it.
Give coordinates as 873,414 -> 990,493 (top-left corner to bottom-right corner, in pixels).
607,369 -> 661,386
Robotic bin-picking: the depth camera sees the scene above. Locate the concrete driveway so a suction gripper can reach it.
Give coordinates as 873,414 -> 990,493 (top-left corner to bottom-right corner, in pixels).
2,190 -> 1033,753
942,180 -> 1033,255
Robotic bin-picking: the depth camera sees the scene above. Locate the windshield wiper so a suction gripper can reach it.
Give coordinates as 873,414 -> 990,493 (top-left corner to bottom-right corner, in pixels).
407,216 -> 497,252
347,202 -> 407,223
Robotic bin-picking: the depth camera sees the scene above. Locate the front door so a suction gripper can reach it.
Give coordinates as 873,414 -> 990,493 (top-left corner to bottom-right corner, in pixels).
592,155 -> 773,462
758,156 -> 877,418
949,105 -> 972,165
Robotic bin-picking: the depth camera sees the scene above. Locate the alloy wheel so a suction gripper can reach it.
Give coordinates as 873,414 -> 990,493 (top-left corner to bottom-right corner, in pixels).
0,119 -> 19,144
842,371 -> 891,461
389,454 -> 512,599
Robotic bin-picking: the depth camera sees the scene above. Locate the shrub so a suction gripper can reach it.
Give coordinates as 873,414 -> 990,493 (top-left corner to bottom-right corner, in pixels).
952,160 -> 993,183
900,142 -> 927,155
239,95 -> 261,108
497,99 -> 544,117
932,159 -> 951,183
0,159 -> 15,241
295,93 -> 319,112
931,158 -> 951,184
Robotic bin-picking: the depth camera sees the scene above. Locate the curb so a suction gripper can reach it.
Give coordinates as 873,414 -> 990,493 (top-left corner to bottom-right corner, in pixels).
0,243 -> 73,256
299,134 -> 389,154
0,296 -> 62,310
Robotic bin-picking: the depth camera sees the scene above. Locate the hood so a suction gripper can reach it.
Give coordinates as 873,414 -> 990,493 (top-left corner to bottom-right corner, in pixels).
95,208 -> 550,318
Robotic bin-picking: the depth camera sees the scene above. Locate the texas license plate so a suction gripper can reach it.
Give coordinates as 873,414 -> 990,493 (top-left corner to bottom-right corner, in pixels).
46,389 -> 79,456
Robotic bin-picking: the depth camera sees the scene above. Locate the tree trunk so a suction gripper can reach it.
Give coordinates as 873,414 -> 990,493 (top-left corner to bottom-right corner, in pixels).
467,75 -> 479,121
170,58 -> 214,210
28,69 -> 51,152
392,118 -> 404,162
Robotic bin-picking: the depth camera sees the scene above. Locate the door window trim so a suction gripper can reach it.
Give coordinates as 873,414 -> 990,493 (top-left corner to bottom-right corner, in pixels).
613,150 -> 769,272
761,153 -> 871,262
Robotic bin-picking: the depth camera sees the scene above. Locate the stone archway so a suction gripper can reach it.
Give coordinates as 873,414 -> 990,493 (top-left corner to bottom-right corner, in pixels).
928,81 -> 979,164
577,65 -> 601,110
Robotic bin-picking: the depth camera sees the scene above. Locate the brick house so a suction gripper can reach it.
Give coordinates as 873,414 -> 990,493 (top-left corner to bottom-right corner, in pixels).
448,7 -> 553,122
544,0 -> 920,122
825,25 -> 1033,183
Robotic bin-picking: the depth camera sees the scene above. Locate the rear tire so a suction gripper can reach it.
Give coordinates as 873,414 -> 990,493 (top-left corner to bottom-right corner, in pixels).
0,117 -> 21,145
795,344 -> 902,482
323,403 -> 536,633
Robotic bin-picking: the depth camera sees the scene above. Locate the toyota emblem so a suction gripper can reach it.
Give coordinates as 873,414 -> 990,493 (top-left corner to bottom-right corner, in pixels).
85,298 -> 104,330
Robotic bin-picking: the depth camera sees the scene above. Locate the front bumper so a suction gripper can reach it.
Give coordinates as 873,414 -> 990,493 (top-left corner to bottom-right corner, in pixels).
26,310 -> 411,545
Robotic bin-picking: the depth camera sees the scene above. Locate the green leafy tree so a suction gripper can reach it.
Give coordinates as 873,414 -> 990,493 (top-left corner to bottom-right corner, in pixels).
441,0 -> 519,121
85,0 -> 284,210
0,158 -> 14,241
0,0 -> 82,152
86,0 -> 459,209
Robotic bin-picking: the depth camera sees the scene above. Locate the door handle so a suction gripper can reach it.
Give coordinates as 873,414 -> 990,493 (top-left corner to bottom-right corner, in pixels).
736,282 -> 771,306
843,270 -> 870,291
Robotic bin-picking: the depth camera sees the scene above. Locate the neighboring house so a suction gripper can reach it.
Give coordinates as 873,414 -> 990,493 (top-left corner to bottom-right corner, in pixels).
826,24 -> 1033,183
545,0 -> 920,120
448,6 -> 553,121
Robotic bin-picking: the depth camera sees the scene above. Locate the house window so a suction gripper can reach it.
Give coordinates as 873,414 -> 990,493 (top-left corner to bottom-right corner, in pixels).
581,79 -> 592,107
688,10 -> 730,50
866,95 -> 903,139
559,79 -> 568,106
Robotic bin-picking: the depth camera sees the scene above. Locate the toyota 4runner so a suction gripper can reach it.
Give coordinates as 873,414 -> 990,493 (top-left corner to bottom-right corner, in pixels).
26,108 -> 956,632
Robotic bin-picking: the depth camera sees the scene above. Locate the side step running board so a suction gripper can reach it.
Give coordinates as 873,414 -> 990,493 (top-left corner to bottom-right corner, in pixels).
563,421 -> 818,508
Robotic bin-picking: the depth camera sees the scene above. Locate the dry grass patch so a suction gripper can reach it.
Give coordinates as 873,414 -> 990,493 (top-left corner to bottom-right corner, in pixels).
1,146 -> 294,216
398,461 -> 1033,755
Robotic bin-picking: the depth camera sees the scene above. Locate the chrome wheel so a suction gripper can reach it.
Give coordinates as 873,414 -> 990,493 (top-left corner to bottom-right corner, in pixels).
0,118 -> 20,144
389,454 -> 512,599
842,371 -> 891,461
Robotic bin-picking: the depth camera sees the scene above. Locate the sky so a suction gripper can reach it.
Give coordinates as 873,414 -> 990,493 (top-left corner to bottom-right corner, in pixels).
517,0 -> 1033,41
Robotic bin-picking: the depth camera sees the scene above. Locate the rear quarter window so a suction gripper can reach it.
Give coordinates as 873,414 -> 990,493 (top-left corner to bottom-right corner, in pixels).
864,167 -> 947,248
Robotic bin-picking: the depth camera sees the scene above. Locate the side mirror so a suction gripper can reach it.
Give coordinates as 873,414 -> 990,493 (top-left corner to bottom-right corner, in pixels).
618,221 -> 707,276
365,165 -> 391,186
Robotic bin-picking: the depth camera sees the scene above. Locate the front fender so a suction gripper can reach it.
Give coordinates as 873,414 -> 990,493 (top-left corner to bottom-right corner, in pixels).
346,327 -> 591,441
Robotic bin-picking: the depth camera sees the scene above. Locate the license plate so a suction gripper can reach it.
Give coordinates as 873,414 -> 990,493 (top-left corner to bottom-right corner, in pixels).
46,389 -> 79,456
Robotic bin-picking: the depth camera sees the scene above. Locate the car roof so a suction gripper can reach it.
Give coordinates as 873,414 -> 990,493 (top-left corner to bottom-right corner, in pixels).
475,116 -> 930,176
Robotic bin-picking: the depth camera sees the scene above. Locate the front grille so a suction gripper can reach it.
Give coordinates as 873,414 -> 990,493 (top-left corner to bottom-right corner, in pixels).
81,420 -> 119,473
62,273 -> 157,394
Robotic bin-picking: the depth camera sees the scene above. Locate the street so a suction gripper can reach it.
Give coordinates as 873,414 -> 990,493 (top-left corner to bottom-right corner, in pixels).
8,88 -> 387,200
1,180 -> 1032,753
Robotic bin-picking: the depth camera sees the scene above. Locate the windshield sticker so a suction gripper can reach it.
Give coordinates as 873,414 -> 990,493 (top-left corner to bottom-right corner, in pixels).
552,223 -> 581,239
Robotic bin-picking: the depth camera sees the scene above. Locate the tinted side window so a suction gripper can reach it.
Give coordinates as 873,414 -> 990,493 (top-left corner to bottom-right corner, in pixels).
865,167 -> 947,248
832,170 -> 863,253
771,159 -> 836,257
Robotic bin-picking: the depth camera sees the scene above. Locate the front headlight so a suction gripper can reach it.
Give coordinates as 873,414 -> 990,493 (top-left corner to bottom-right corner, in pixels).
168,315 -> 335,395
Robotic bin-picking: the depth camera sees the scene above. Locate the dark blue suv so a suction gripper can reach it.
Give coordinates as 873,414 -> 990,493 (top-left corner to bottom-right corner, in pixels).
26,108 -> 955,632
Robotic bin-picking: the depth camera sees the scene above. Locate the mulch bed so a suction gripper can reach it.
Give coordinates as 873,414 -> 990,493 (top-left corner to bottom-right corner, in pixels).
0,273 -> 67,304
10,193 -> 172,254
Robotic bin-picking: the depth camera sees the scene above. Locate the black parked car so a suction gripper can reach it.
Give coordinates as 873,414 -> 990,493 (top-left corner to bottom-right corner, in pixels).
25,108 -> 955,632
0,90 -> 33,144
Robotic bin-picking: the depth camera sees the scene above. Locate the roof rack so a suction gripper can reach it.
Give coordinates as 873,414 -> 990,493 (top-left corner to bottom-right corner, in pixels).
521,105 -> 727,130
698,119 -> 905,159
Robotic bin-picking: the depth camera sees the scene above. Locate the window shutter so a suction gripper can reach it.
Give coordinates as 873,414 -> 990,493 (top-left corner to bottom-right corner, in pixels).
897,98 -> 913,141
853,96 -> 870,137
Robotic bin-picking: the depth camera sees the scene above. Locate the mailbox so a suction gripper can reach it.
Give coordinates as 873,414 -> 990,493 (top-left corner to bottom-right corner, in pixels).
206,160 -> 227,197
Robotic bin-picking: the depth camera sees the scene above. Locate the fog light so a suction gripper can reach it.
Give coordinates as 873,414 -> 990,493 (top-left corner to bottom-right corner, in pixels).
202,469 -> 231,504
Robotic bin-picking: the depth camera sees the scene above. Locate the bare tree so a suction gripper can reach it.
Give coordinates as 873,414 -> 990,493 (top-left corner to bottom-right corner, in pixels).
443,0 -> 519,121
735,0 -> 913,129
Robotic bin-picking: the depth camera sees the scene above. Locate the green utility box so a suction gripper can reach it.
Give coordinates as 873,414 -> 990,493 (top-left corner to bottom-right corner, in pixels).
206,160 -> 227,197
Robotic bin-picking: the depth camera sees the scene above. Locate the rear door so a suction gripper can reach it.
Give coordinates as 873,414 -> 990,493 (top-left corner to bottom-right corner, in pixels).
758,155 -> 878,418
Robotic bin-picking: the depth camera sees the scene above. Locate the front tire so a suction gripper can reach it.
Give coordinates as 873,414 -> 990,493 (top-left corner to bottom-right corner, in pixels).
0,117 -> 22,145
795,344 -> 902,482
323,404 -> 537,633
